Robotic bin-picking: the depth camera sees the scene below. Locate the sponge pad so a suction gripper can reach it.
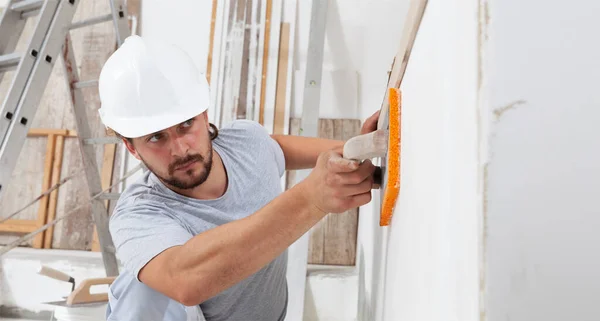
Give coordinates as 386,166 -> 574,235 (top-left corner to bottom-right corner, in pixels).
380,88 -> 401,226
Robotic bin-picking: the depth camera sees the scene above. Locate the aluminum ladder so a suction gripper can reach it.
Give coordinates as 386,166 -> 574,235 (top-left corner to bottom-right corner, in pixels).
0,0 -> 130,276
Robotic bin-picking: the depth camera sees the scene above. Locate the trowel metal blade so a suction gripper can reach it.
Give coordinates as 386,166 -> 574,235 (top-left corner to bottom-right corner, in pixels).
42,300 -> 107,308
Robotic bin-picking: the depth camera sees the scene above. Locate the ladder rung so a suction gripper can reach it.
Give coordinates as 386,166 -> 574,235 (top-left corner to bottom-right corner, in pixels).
97,193 -> 121,200
84,137 -> 122,145
74,80 -> 98,89
0,53 -> 22,72
11,0 -> 44,14
70,14 -> 113,30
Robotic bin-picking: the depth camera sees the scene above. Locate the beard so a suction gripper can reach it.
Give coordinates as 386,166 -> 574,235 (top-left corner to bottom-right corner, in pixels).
142,148 -> 213,190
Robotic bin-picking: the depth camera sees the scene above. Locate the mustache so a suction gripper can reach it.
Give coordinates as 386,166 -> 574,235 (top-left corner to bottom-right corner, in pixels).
169,154 -> 204,174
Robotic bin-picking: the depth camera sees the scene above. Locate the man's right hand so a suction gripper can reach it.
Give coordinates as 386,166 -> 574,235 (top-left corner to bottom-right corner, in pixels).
301,150 -> 376,214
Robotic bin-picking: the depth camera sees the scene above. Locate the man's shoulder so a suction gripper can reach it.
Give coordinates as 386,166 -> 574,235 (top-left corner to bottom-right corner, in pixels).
110,172 -> 171,221
219,119 -> 270,138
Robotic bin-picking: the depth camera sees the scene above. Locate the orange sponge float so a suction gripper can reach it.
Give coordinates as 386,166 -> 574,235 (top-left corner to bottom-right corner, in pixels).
380,87 -> 401,226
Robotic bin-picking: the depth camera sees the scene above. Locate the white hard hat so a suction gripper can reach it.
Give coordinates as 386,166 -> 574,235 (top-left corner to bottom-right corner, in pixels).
98,35 -> 210,138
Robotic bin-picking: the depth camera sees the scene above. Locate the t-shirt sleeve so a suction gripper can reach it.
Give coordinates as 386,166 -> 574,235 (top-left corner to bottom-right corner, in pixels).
109,200 -> 193,281
266,134 -> 286,177
230,119 -> 286,177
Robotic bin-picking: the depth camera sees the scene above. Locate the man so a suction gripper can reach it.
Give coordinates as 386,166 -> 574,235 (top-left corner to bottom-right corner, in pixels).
99,35 -> 379,320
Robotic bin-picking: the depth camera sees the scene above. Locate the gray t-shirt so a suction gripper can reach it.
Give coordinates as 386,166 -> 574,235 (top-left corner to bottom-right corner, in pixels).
107,119 -> 288,321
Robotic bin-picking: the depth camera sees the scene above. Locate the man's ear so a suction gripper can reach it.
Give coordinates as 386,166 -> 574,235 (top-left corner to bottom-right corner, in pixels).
123,138 -> 141,161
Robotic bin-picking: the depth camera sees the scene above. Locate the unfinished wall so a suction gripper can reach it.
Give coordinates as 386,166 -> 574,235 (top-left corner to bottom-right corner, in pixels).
483,0 -> 600,320
368,0 -> 481,320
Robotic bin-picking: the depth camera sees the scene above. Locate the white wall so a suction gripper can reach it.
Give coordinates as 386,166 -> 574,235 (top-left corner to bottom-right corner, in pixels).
367,0 -> 481,320
483,0 -> 600,320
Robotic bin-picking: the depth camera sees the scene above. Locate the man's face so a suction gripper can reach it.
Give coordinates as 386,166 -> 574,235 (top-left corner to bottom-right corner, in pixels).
124,112 -> 213,190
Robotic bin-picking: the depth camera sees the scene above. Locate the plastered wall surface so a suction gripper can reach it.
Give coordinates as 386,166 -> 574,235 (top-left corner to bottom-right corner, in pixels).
484,0 -> 600,320
367,0 -> 480,320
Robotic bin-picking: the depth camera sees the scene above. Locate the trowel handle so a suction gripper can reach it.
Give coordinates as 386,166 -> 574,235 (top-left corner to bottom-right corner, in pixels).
38,265 -> 75,284
342,129 -> 387,188
342,129 -> 388,161
67,277 -> 116,305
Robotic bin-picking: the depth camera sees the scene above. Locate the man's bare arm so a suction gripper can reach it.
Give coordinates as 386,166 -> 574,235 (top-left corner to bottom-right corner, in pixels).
271,135 -> 343,170
138,151 -> 375,306
271,110 -> 381,171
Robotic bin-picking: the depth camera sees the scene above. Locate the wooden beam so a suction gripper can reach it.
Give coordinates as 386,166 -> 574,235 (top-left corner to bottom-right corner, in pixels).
32,134 -> 56,248
273,22 -> 290,135
206,0 -> 219,82
27,129 -> 69,137
287,118 -> 360,265
43,135 -> 65,249
0,220 -> 38,233
258,0 -> 272,125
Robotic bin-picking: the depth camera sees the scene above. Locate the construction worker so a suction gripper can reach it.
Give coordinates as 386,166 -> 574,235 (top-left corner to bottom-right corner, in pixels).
99,35 -> 380,321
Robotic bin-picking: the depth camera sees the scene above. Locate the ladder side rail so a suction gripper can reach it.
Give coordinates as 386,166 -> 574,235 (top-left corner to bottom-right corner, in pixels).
0,0 -> 60,147
108,0 -> 130,46
0,0 -> 78,195
0,0 -> 29,82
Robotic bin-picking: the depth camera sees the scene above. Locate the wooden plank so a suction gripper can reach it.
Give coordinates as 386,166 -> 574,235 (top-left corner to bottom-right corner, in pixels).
273,23 -> 290,135
286,118 -> 361,265
305,119 -> 334,264
28,128 -> 70,137
236,0 -> 253,120
206,0 -> 219,82
0,220 -> 38,233
260,0 -> 283,134
258,0 -> 272,125
32,135 -> 56,248
44,135 -> 65,249
322,119 -> 361,265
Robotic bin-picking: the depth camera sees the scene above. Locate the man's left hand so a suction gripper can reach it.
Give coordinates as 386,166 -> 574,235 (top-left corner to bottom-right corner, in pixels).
360,110 -> 380,135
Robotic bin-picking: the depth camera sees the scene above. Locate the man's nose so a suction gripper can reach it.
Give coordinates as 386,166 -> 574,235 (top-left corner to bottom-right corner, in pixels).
170,136 -> 189,157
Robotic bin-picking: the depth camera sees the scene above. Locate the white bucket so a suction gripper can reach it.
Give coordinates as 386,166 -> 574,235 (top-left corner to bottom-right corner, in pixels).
52,303 -> 108,321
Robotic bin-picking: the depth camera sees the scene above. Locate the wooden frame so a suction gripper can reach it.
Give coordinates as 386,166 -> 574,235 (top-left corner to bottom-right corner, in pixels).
0,129 -> 76,249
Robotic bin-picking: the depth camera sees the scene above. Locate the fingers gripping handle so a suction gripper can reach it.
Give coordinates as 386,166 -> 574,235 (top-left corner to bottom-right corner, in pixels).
342,129 -> 388,187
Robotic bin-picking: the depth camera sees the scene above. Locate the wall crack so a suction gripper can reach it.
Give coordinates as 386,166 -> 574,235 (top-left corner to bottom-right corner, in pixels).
493,100 -> 527,120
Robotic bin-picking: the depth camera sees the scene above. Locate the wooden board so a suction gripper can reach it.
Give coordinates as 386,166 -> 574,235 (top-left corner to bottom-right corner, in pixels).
206,0 -> 219,82
236,0 -> 254,120
43,135 -> 65,248
287,118 -> 361,265
272,23 -> 290,135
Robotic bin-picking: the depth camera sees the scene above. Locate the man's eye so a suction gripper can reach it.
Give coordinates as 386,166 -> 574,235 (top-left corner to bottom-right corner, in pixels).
183,119 -> 194,127
148,134 -> 162,142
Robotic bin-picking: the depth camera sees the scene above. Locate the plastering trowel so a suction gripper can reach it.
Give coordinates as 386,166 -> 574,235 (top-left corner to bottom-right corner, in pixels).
342,0 -> 428,226
38,266 -> 115,308
342,88 -> 401,227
